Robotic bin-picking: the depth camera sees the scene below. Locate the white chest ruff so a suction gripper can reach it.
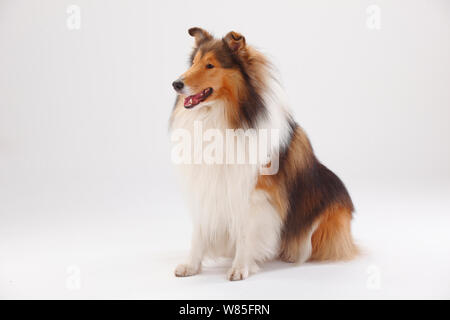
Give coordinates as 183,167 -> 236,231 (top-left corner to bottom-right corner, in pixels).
171,104 -> 283,261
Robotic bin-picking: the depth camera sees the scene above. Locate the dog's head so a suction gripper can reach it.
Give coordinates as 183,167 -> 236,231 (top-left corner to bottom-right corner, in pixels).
172,27 -> 250,110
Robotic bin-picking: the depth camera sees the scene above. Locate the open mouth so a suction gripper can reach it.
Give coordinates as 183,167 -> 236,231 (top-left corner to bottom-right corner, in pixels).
184,88 -> 213,108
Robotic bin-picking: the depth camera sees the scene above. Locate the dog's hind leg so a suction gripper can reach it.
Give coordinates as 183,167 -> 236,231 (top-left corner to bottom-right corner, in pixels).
279,222 -> 318,264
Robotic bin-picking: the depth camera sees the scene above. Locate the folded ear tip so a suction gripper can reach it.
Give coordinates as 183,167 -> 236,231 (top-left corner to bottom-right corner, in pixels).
188,27 -> 199,36
230,31 -> 242,41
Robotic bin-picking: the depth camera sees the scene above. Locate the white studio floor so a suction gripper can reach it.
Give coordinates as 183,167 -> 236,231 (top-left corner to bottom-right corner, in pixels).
1,184 -> 450,299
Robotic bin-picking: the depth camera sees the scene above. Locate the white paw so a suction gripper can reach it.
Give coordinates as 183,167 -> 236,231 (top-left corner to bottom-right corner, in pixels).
174,263 -> 200,277
227,266 -> 250,281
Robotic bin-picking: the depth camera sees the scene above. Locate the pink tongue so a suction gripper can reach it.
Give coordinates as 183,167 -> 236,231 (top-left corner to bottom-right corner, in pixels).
184,92 -> 204,107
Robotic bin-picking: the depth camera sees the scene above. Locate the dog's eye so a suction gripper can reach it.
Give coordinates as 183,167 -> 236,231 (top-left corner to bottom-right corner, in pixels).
206,64 -> 214,69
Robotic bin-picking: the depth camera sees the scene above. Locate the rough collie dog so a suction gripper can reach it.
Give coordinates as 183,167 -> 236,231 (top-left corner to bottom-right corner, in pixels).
169,27 -> 357,281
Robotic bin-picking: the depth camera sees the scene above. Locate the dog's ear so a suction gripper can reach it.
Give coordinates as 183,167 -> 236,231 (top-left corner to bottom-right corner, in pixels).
223,31 -> 246,54
188,27 -> 212,46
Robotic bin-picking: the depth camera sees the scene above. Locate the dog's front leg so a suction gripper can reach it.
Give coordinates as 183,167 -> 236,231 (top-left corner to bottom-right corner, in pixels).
227,229 -> 259,281
174,227 -> 204,277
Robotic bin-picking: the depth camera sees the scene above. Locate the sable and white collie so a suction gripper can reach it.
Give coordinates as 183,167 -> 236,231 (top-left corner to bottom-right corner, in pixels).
169,27 -> 357,281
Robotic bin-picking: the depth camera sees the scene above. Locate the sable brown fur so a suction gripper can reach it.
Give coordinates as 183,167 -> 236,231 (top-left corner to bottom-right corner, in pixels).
183,30 -> 268,129
258,122 -> 358,262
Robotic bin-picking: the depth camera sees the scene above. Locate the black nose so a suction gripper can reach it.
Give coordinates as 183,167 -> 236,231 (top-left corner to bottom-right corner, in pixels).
172,80 -> 184,91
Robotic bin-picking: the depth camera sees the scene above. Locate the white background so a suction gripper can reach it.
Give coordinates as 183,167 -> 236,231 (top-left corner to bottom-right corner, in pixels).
1,0 -> 449,299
